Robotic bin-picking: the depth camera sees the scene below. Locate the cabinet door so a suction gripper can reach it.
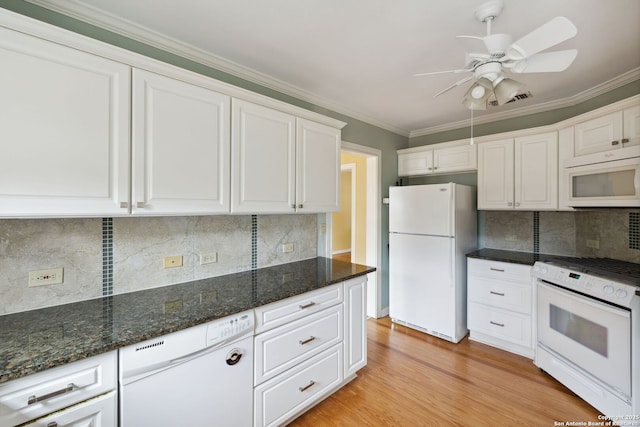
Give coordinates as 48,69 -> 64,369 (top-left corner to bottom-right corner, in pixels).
397,150 -> 433,176
515,132 -> 558,210
574,111 -> 623,156
433,144 -> 477,173
0,27 -> 130,217
296,118 -> 341,212
231,99 -> 296,213
343,277 -> 367,378
623,105 -> 640,148
477,139 -> 514,209
132,69 -> 230,214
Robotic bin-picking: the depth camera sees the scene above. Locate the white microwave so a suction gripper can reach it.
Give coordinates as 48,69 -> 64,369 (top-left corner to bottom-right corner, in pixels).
564,156 -> 640,207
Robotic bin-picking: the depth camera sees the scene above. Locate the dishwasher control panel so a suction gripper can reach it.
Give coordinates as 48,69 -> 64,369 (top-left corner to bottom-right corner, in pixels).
206,310 -> 254,346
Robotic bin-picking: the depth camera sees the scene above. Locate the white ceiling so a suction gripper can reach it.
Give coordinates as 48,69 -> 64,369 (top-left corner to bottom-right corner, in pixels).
29,0 -> 640,137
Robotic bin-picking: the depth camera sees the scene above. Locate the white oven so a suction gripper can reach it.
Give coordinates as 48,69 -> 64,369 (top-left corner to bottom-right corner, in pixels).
564,157 -> 640,207
532,259 -> 639,418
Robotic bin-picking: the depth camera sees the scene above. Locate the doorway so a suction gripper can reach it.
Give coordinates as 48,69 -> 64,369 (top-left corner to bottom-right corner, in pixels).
329,141 -> 382,318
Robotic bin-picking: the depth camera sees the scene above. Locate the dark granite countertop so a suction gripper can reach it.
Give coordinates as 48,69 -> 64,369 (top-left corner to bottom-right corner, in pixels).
466,248 -> 562,266
0,257 -> 375,384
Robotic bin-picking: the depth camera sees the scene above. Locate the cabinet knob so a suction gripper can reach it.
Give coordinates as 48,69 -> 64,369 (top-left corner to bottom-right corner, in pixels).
515,202 -> 521,207
622,138 -> 629,144
611,140 -> 619,145
120,202 -> 129,209
136,202 -> 146,209
507,202 -> 513,207
298,204 -> 303,209
433,166 -> 438,170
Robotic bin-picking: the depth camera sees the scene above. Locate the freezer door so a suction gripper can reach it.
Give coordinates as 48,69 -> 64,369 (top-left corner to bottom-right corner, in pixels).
389,233 -> 457,338
389,184 -> 453,236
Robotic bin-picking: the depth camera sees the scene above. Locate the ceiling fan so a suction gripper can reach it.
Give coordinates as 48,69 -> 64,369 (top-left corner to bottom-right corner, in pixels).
416,0 -> 578,110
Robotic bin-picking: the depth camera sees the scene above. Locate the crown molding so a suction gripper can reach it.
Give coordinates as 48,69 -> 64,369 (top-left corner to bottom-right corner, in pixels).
21,1 -> 640,139
409,67 -> 640,138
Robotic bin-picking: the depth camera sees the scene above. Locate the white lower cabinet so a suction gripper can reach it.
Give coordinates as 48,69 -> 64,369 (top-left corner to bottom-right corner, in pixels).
467,258 -> 534,358
254,344 -> 343,427
0,351 -> 117,426
253,278 -> 367,426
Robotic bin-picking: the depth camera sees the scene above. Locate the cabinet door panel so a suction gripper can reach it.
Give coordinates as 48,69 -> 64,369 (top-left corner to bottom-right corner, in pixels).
296,118 -> 341,212
623,105 -> 640,148
0,27 -> 130,216
515,132 -> 558,210
232,100 -> 295,213
477,139 -> 514,209
132,69 -> 230,214
398,151 -> 433,176
434,144 -> 477,173
574,111 -> 622,156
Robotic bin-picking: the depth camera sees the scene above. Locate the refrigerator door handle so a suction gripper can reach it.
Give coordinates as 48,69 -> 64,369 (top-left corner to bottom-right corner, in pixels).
450,238 -> 455,284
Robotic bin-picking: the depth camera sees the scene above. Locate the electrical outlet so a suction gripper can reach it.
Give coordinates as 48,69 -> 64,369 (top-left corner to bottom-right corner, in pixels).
282,243 -> 294,253
586,239 -> 600,249
163,256 -> 183,268
281,272 -> 294,284
504,234 -> 518,242
163,299 -> 183,314
200,252 -> 218,265
28,268 -> 64,287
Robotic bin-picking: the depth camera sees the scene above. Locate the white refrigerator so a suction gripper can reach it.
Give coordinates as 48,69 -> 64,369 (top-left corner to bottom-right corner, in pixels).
389,183 -> 477,343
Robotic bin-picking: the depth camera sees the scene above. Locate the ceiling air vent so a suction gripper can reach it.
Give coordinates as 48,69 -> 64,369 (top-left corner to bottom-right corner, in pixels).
488,91 -> 533,107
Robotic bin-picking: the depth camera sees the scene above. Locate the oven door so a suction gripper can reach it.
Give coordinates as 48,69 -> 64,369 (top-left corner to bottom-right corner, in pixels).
537,281 -> 631,399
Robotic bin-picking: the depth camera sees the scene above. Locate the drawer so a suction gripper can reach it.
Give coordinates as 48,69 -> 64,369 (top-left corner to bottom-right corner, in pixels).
255,284 -> 342,334
255,305 -> 342,385
25,390 -> 116,427
0,351 -> 117,427
254,344 -> 343,427
468,258 -> 532,284
468,276 -> 532,315
468,302 -> 532,348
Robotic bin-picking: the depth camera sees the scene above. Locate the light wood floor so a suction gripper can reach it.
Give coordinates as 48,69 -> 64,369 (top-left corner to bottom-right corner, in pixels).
333,252 -> 352,262
290,317 -> 601,426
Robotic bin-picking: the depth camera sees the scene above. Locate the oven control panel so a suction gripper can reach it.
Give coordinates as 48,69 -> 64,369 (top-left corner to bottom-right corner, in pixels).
532,262 -> 635,308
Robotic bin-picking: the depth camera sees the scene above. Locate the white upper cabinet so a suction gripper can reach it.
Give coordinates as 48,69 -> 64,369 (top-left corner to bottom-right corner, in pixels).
397,143 -> 476,177
231,99 -> 296,213
477,139 -> 515,209
574,106 -> 640,157
514,132 -> 558,210
296,118 -> 341,212
478,132 -> 558,210
0,27 -> 131,217
231,99 -> 340,213
132,69 -> 230,215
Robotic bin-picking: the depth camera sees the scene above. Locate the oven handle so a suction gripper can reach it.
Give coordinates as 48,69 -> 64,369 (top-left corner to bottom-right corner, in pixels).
536,281 -> 631,317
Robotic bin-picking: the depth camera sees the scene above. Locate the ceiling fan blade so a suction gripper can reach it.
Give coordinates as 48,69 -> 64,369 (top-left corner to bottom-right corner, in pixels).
509,49 -> 578,73
507,16 -> 577,61
434,76 -> 473,97
414,68 -> 471,77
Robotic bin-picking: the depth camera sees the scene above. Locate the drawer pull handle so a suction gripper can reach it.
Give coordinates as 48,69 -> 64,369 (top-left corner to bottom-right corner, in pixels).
490,321 -> 505,327
489,268 -> 505,272
47,422 -> 58,427
299,336 -> 316,345
28,383 -> 74,405
299,302 -> 316,309
299,380 -> 316,392
490,291 -> 505,296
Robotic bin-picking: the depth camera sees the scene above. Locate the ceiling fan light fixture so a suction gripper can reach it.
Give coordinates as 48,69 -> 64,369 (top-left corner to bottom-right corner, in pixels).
494,78 -> 526,105
463,77 -> 493,110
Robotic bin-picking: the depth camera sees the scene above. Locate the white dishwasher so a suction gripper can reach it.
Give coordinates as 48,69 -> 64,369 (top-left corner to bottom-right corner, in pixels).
119,310 -> 254,427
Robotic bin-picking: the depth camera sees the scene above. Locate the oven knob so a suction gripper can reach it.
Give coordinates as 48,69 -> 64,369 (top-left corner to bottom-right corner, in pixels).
615,289 -> 628,299
603,285 -> 615,295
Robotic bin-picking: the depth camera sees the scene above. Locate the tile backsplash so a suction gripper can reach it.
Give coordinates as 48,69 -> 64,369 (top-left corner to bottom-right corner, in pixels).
0,215 -> 317,315
484,209 -> 640,263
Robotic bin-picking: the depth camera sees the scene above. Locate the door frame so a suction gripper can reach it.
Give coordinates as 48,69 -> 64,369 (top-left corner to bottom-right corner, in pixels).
325,141 -> 382,318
